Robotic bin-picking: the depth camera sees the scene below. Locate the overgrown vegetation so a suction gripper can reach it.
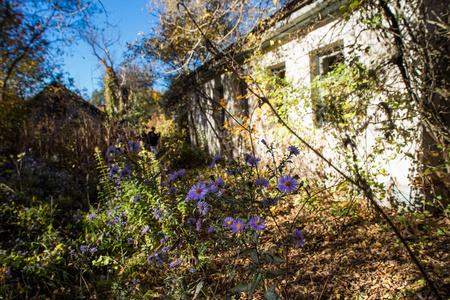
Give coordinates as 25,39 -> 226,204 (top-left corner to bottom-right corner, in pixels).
1,139 -> 449,298
0,0 -> 449,299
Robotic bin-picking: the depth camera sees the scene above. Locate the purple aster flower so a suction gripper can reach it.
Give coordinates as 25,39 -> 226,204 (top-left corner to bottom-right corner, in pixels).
169,168 -> 185,181
223,217 -> 235,229
160,235 -> 169,243
133,194 -> 141,203
249,216 -> 266,231
80,245 -> 88,252
127,238 -> 134,243
114,206 -> 120,210
170,260 -> 182,267
196,219 -> 201,231
187,218 -> 197,228
278,175 -> 299,193
108,165 -> 119,177
207,226 -> 214,234
161,181 -> 169,188
141,225 -> 150,235
129,142 -> 141,153
216,177 -> 225,186
247,156 -> 261,165
217,189 -> 225,197
185,194 -> 193,202
188,182 -> 208,200
89,248 -> 98,253
227,168 -> 239,176
197,201 -> 209,215
208,177 -> 224,193
107,146 -> 117,160
135,142 -> 142,152
210,153 -> 221,169
153,210 -> 163,221
168,187 -> 177,193
207,186 -> 214,195
231,219 -> 246,233
254,178 -> 269,187
121,164 -> 132,177
294,229 -> 305,247
262,197 -> 278,206
106,149 -> 114,161
88,214 -> 96,220
288,145 -> 300,156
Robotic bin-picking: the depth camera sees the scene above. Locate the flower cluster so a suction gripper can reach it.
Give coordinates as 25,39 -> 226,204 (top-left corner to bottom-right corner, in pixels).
128,141 -> 142,153
223,216 -> 266,232
168,169 -> 186,181
186,178 -> 224,202
106,145 -> 123,161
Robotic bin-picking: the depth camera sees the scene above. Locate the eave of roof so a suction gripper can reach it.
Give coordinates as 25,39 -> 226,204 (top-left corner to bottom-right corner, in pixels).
186,0 -> 346,86
30,82 -> 105,118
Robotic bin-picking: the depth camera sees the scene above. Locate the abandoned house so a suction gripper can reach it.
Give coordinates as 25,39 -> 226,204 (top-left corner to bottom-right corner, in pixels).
181,0 -> 449,208
27,82 -> 105,165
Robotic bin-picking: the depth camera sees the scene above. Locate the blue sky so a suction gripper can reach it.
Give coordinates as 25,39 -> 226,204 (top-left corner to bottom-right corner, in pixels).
61,0 -> 157,98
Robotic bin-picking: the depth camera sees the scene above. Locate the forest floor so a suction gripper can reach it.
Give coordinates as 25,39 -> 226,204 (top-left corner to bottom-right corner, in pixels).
204,195 -> 450,299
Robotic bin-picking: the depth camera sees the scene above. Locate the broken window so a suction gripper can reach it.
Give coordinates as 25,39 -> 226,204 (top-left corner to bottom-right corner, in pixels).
310,41 -> 344,127
215,86 -> 226,131
238,81 -> 249,117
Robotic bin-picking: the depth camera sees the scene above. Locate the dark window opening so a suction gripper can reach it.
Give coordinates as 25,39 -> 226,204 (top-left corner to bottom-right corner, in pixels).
216,86 -> 226,131
319,50 -> 344,76
239,81 -> 249,117
267,63 -> 286,119
310,42 -> 344,128
270,64 -> 286,85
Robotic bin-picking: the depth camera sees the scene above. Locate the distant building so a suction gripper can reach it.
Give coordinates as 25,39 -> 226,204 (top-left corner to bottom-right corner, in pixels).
27,82 -> 105,165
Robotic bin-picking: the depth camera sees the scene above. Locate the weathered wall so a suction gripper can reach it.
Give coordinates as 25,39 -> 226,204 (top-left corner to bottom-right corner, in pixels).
187,0 -> 421,206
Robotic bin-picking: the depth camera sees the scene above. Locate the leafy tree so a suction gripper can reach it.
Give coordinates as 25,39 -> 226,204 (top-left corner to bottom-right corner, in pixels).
90,88 -> 105,107
0,0 -> 100,155
0,0 -> 100,100
129,0 -> 284,78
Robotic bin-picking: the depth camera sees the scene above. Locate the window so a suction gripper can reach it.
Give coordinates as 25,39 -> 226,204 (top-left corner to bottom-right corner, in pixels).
239,81 -> 249,117
268,63 -> 286,90
267,63 -> 286,113
318,49 -> 344,76
215,86 -> 226,131
310,42 -> 344,127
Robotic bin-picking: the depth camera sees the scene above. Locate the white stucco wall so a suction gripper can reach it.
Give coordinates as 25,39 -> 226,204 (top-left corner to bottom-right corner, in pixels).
188,0 -> 420,206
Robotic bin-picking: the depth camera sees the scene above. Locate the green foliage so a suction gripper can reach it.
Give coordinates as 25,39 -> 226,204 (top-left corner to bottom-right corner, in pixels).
151,115 -> 209,170
1,132 -> 448,298
88,138 -> 310,298
90,88 -> 105,107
